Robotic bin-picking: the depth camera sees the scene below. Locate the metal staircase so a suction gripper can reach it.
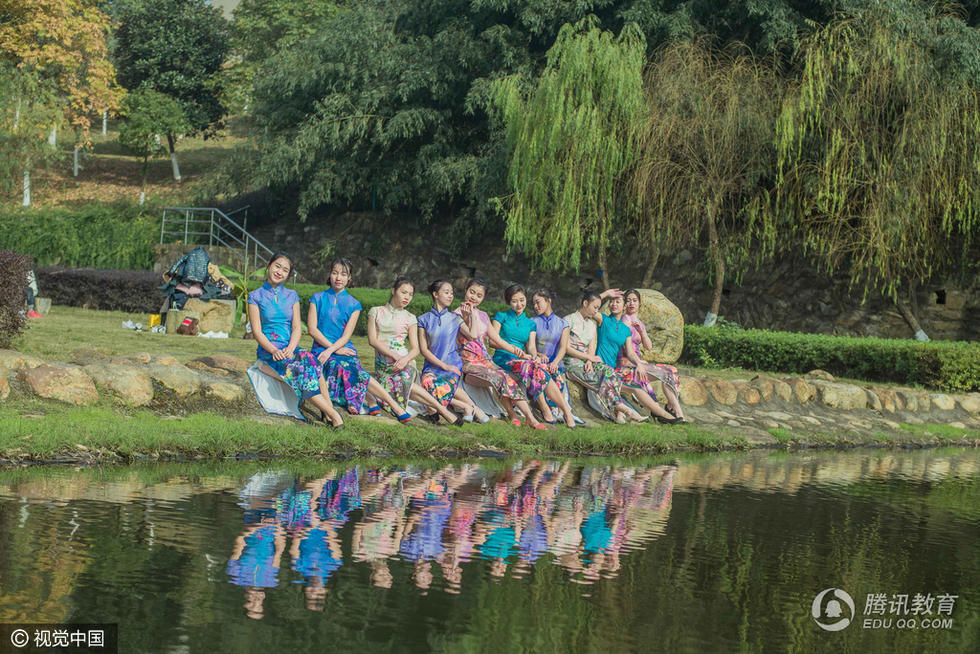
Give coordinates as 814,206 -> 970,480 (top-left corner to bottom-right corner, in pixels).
159,206 -> 274,272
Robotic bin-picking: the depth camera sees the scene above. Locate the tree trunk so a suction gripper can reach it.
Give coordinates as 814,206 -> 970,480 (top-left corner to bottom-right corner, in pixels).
641,247 -> 661,287
167,133 -> 181,183
22,169 -> 30,207
48,125 -> 57,147
598,241 -> 610,290
704,206 -> 724,326
895,296 -> 928,341
73,145 -> 80,177
102,110 -> 108,136
14,97 -> 20,130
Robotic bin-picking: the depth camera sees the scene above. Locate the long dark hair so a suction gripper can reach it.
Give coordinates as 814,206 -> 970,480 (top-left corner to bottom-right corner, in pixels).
392,276 -> 415,292
267,251 -> 293,272
504,283 -> 526,304
329,257 -> 354,284
624,289 -> 641,304
580,289 -> 602,306
465,277 -> 487,292
428,279 -> 452,299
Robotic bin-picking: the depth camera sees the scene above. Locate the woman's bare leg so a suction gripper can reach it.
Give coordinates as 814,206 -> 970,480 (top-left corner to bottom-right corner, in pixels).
410,384 -> 458,422
661,385 -> 684,419
536,394 -> 556,423
366,377 -> 406,416
452,388 -> 487,422
543,379 -> 575,427
627,388 -> 674,419
513,399 -> 541,427
309,391 -> 343,426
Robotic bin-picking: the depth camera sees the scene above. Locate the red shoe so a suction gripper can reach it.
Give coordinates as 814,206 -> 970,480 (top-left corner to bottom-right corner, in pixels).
26,311 -> 42,319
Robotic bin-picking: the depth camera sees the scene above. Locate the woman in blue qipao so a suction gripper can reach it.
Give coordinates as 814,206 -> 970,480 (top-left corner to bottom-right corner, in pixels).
308,258 -> 411,422
595,294 -> 680,424
416,280 -> 488,421
530,288 -> 573,420
490,284 -> 577,428
247,252 -> 344,427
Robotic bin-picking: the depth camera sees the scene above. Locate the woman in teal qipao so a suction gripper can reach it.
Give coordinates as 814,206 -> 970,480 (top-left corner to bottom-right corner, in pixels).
596,295 -> 680,423
247,252 -> 344,427
308,258 -> 411,423
490,284 -> 576,428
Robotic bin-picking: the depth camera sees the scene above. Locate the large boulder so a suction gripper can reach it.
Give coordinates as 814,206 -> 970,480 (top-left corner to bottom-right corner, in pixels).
702,378 -> 737,405
812,381 -> 868,411
23,364 -> 98,405
191,354 -> 251,374
634,289 -> 684,364
83,362 -> 154,406
182,298 -> 236,334
0,366 -> 9,400
0,350 -> 45,371
147,363 -> 202,396
205,381 -> 245,403
680,377 -> 708,406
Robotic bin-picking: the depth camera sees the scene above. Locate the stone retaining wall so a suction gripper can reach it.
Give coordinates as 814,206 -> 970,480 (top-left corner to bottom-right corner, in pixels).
1,349 -> 978,441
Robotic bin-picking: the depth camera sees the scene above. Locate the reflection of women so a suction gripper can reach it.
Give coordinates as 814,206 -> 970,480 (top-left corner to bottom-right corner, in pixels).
620,290 -> 685,421
291,478 -> 345,612
247,252 -> 343,427
368,276 -> 462,424
226,519 -> 286,620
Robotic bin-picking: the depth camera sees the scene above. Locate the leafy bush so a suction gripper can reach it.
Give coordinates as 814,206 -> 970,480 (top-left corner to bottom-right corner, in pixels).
0,250 -> 29,347
682,325 -> 980,392
0,203 -> 158,270
36,267 -> 163,313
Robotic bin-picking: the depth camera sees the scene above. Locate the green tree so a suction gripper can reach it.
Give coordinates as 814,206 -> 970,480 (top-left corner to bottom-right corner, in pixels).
773,0 -> 980,339
117,88 -> 189,198
631,40 -> 779,324
0,64 -> 60,206
493,17 -> 646,287
113,0 -> 229,182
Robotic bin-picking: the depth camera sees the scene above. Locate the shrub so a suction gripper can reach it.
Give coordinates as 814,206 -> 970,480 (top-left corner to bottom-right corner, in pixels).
36,267 -> 163,313
0,203 -> 158,270
0,250 -> 30,347
681,325 -> 980,392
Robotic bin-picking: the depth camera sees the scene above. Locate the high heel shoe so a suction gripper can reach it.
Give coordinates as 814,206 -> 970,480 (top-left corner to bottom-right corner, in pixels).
511,419 -> 522,427
655,415 -> 683,425
367,405 -> 383,416
397,413 -> 412,424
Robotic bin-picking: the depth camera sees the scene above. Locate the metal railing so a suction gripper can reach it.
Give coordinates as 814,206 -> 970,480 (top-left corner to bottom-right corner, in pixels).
160,205 -> 274,272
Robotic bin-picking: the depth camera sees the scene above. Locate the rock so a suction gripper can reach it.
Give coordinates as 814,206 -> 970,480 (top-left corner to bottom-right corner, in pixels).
898,390 -> 920,413
190,354 -> 251,374
128,352 -> 153,364
691,410 -> 723,424
784,377 -> 815,403
806,369 -> 836,381
876,389 -> 901,413
153,354 -> 179,367
743,388 -> 762,404
813,382 -> 868,410
702,378 -> 737,405
0,350 -> 45,371
750,376 -> 775,401
865,390 -> 882,411
930,394 -> 956,412
880,419 -> 901,430
905,416 -> 924,425
680,377 -> 708,407
68,348 -> 105,366
205,381 -> 244,403
949,421 -> 967,429
772,380 -> 793,402
960,394 -> 980,414
0,366 -> 9,400
83,362 -> 154,406
23,364 -> 98,405
186,361 -> 229,377
634,289 -> 684,364
726,419 -> 741,427
801,416 -> 821,425
761,419 -> 780,429
147,363 -> 201,396
182,298 -> 236,335
763,411 -> 794,421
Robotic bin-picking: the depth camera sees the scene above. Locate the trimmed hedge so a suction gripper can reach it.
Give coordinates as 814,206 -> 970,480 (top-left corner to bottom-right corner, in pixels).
682,325 -> 980,392
0,203 -> 158,270
36,267 -> 164,313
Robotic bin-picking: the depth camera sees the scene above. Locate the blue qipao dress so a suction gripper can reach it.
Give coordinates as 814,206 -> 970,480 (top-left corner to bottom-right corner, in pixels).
247,282 -> 323,400
416,307 -> 464,407
597,313 -> 660,401
492,310 -> 554,401
310,287 -> 372,414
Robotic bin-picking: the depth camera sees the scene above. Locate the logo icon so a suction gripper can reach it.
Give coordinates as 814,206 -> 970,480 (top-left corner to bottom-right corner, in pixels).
812,588 -> 855,631
9,629 -> 29,648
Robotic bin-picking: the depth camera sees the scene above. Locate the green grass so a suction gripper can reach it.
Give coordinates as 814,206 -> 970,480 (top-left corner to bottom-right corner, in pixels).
899,422 -> 980,443
0,396 -> 745,462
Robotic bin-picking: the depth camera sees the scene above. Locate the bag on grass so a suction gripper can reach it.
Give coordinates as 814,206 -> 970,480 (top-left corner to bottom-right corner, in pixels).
176,317 -> 199,336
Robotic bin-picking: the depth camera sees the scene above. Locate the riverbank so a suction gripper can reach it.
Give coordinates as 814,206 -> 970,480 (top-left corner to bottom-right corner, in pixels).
2,307 -> 979,465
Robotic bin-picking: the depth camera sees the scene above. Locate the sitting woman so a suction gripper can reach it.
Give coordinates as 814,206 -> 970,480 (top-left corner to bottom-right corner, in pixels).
454,278 -> 540,426
247,253 -> 343,427
417,280 -> 488,422
620,289 -> 685,421
530,288 -> 573,420
308,258 -> 411,423
563,290 -> 644,423
490,284 -> 576,428
367,276 -> 462,425
596,294 -> 680,424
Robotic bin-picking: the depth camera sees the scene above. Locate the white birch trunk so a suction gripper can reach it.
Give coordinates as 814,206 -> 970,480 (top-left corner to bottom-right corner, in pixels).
48,125 -> 57,147
171,151 -> 181,182
102,111 -> 108,136
14,98 -> 20,130
22,169 -> 30,207
73,146 -> 80,176
139,191 -> 146,206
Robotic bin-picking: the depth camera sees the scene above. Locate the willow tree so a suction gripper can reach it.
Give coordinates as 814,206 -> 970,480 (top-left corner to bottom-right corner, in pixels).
632,40 -> 779,325
493,17 -> 646,287
773,2 -> 980,340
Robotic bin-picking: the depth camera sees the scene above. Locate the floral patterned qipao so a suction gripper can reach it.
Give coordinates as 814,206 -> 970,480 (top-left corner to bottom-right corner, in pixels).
247,282 -> 322,400
562,311 -> 625,418
453,305 -> 527,401
368,303 -> 419,408
311,288 -> 371,414
618,312 -> 680,395
417,308 -> 464,406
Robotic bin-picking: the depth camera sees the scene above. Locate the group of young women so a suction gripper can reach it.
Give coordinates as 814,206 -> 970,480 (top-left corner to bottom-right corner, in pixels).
246,252 -> 685,430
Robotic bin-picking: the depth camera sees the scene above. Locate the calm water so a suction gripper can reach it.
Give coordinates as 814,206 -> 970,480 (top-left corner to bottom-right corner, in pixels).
1,450 -> 978,653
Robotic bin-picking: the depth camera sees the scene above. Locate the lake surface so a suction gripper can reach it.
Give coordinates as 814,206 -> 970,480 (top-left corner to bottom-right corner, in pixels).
1,449 -> 978,653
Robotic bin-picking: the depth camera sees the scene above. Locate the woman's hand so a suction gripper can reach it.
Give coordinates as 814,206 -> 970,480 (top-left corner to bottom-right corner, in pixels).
336,346 -> 356,356
281,345 -> 296,359
512,347 -> 527,359
633,367 -> 647,383
272,348 -> 287,362
445,364 -> 462,376
459,302 -> 472,321
589,353 -> 603,364
600,288 -> 623,300
536,353 -> 548,364
393,355 -> 412,372
547,361 -> 559,375
584,360 -> 594,374
317,350 -> 332,365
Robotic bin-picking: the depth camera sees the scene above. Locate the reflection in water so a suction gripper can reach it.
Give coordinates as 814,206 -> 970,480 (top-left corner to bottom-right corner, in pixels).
1,449 -> 979,653
227,461 -> 675,611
